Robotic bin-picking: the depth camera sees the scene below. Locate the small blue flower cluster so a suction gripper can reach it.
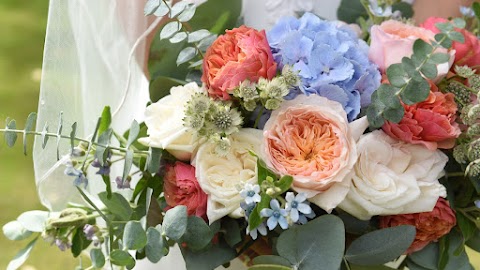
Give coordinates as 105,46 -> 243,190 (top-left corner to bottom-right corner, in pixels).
267,13 -> 381,121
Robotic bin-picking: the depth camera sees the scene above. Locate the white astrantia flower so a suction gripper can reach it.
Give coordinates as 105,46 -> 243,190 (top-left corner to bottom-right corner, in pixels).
193,128 -> 262,224
338,130 -> 447,220
139,82 -> 205,161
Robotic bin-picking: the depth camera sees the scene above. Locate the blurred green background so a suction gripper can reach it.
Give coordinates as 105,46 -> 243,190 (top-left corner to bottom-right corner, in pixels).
0,1 -> 479,270
0,0 -> 77,269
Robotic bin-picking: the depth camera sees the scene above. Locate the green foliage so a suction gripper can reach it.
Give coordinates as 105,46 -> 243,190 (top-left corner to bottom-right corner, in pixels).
90,249 -> 106,268
110,250 -> 135,269
6,237 -> 38,270
4,118 -> 18,147
180,239 -> 237,270
2,221 -> 32,241
252,256 -> 292,267
147,147 -> 163,174
123,221 -> 148,250
181,216 -> 214,251
248,193 -> 272,231
249,265 -> 293,270
145,225 -> 165,263
344,225 -> 416,265
276,215 -> 345,270
71,228 -> 91,257
16,211 -> 49,233
162,205 -> 188,241
222,218 -> 242,247
98,192 -> 133,221
337,0 -> 367,24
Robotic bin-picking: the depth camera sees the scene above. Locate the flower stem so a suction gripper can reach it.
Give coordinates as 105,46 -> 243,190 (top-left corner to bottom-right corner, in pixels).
253,107 -> 265,129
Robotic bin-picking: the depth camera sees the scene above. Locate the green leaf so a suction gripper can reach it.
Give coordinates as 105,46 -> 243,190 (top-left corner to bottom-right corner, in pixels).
345,225 -> 415,266
146,226 -> 165,263
181,240 -> 237,270
401,57 -> 420,77
154,1 -> 169,17
253,154 -> 278,184
366,104 -> 385,128
189,0 -> 241,34
169,32 -> 188,43
350,264 -> 396,270
188,29 -> 211,43
122,149 -> 134,183
474,2 -> 480,22
95,128 -> 112,166
163,205 -> 188,241
148,147 -> 163,173
22,112 -> 36,155
41,123 -> 49,149
429,53 -> 450,64
337,211 -> 373,235
375,84 -> 402,109
160,21 -> 182,40
17,211 -> 49,233
55,110 -> 64,160
69,122 -> 77,154
144,0 -> 160,15
222,218 -> 242,247
2,221 -> 32,241
170,1 -> 188,18
110,250 -> 135,268
249,194 -> 272,230
181,216 -> 214,251
392,2 -> 413,18
383,107 -> 405,123
420,62 -> 438,79
275,176 -> 293,194
277,215 -> 345,270
6,237 -> 38,270
248,265 -> 293,270
400,77 -> 430,105
435,33 -> 453,49
98,106 -> 112,136
178,4 -> 196,22
452,18 -> 466,29
386,64 -> 408,88
456,212 -> 476,243
253,255 -> 292,267
448,31 -> 465,43
98,192 -> 133,221
337,0 -> 367,24
90,248 -> 105,268
407,243 -> 439,270
71,228 -> 91,257
126,120 -> 140,148
413,39 -> 434,57
5,118 -> 17,147
177,47 -> 197,66
124,221 -> 147,250
441,231 -> 475,270
436,22 -> 455,33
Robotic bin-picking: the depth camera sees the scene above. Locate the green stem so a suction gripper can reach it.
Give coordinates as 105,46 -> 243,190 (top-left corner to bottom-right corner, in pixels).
76,187 -> 111,226
343,257 -> 352,270
253,107 -> 265,129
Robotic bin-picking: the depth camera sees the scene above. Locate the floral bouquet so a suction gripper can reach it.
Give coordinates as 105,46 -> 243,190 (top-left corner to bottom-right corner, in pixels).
3,0 -> 480,269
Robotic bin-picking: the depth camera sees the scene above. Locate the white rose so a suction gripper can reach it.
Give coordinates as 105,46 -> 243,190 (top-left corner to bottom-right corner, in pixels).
193,128 -> 262,224
139,83 -> 204,161
338,130 -> 447,220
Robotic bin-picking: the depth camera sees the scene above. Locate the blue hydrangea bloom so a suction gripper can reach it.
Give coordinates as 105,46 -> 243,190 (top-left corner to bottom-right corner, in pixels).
260,199 -> 289,230
267,13 -> 381,121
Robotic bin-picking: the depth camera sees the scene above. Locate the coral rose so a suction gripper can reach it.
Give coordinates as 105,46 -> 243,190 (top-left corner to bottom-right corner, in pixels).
379,198 -> 456,254
164,162 -> 208,219
369,20 -> 452,81
262,94 -> 369,212
421,17 -> 480,68
382,83 -> 460,150
202,26 -> 277,100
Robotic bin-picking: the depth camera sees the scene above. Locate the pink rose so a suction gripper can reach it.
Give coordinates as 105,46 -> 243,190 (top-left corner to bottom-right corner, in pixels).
379,198 -> 456,254
369,20 -> 452,80
382,82 -> 460,150
421,17 -> 480,68
164,161 -> 207,219
262,95 -> 368,212
202,26 -> 277,100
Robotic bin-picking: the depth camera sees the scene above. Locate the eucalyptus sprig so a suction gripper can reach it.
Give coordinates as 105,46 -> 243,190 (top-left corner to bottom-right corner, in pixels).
145,0 -> 216,66
367,19 -> 466,128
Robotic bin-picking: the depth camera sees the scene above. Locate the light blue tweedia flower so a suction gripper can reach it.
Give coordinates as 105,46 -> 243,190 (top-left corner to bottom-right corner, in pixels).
285,192 -> 314,223
460,6 -> 475,18
240,183 -> 262,204
475,200 -> 480,208
247,222 -> 268,240
267,13 -> 381,121
368,0 -> 393,17
260,199 -> 289,230
241,201 -> 256,218
64,164 -> 88,188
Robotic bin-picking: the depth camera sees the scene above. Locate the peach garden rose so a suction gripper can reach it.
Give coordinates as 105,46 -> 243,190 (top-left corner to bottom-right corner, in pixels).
262,95 -> 369,212
202,26 -> 277,100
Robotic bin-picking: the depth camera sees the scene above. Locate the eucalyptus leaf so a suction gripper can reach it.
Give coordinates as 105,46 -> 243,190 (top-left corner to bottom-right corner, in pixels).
407,243 -> 439,270
249,265 -> 293,270
146,226 -> 165,263
154,1 -> 170,17
466,230 -> 480,252
386,64 -> 408,88
22,112 -> 36,155
400,77 -> 430,105
253,255 -> 292,267
41,123 -> 49,149
181,240 -> 237,270
124,221 -> 147,250
163,205 -> 188,241
170,1 -> 188,18
122,150 -> 134,183
350,264 -> 396,270
5,119 -> 17,148
436,22 -> 454,33
391,2 -> 413,18
223,218 -> 242,247
98,106 -> 112,136
110,250 -> 135,268
181,216 -> 213,251
448,31 -> 465,43
383,107 -> 405,123
456,212 -> 476,243
188,29 -> 211,43
55,113 -> 63,160
197,34 -> 217,51
2,221 -> 32,241
90,248 -> 106,268
413,39 -> 433,57
160,21 -> 182,40
429,53 -> 450,64
17,211 -> 49,233
127,120 -> 140,148
98,192 -> 133,221
277,215 -> 345,270
6,237 -> 38,270
345,225 -> 416,265
148,147 -> 163,174
435,33 -> 453,49
366,104 -> 385,128
375,84 -> 401,109
420,62 -> 438,79
178,4 -> 196,22
144,0 -> 160,15
69,122 -> 77,154
177,47 -> 197,66
452,18 -> 466,29
337,0 -> 367,24
170,32 -> 188,43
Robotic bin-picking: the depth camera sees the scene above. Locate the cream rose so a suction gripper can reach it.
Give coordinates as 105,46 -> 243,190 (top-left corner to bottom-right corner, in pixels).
262,95 -> 369,212
139,83 -> 204,161
338,130 -> 447,220
193,128 -> 262,224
